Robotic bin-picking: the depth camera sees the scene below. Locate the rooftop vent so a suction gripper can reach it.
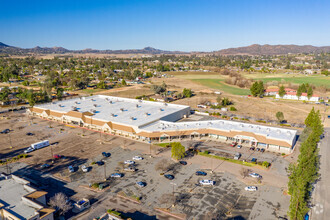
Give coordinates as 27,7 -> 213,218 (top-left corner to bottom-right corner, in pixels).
266,128 -> 270,132
130,117 -> 135,121
91,99 -> 95,101
111,113 -> 115,117
164,103 -> 168,106
159,108 -> 164,111
136,104 -> 139,108
91,109 -> 97,113
75,101 -> 79,104
93,104 -> 97,107
58,104 -> 62,107
145,112 -> 149,116
106,98 -> 109,101
71,106 -> 77,111
109,100 -> 113,104
120,108 -> 124,112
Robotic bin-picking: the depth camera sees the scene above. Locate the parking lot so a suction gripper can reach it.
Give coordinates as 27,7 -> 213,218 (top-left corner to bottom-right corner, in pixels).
0,111 -> 291,219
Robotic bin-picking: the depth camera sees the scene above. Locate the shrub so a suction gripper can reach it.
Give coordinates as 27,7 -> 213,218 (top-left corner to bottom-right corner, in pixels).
262,161 -> 270,168
204,150 -> 209,154
230,106 -> 237,111
107,209 -> 121,217
91,161 -> 96,165
281,153 -> 286,156
91,183 -> 100,188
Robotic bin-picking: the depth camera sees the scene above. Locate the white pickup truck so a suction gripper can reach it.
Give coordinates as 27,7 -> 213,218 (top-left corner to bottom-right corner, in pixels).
24,140 -> 50,153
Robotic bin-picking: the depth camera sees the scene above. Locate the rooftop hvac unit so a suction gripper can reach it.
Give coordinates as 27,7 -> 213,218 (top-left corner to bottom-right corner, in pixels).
91,110 -> 97,113
91,98 -> 95,101
136,104 -> 139,108
109,101 -> 113,104
93,104 -> 97,107
71,106 -> 77,111
145,112 -> 149,116
120,108 -> 124,112
58,104 -> 62,107
159,108 -> 163,111
111,113 -> 115,117
130,117 -> 135,120
106,98 -> 109,101
164,103 -> 168,106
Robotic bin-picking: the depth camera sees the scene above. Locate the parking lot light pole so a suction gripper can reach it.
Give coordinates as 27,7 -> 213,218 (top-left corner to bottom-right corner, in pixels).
170,182 -> 177,207
104,163 -> 107,181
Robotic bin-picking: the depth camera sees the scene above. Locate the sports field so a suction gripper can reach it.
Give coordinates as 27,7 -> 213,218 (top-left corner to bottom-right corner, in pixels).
254,76 -> 330,88
191,78 -> 251,95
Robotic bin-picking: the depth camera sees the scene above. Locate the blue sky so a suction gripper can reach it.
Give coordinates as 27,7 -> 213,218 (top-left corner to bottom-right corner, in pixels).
1,0 -> 329,51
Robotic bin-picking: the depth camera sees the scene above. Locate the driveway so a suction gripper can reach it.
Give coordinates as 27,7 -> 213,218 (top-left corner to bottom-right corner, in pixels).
311,127 -> 330,220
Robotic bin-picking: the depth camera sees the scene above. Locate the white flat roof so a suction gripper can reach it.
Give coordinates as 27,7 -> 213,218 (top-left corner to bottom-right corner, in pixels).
0,178 -> 38,219
36,95 -> 190,128
140,119 -> 297,144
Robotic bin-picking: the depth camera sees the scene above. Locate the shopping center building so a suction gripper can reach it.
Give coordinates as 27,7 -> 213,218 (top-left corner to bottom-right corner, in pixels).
27,95 -> 297,153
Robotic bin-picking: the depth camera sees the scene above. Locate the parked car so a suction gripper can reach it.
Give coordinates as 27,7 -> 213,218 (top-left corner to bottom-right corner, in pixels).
136,181 -> 146,187
251,158 -> 257,163
234,153 -> 241,160
249,173 -> 262,178
245,186 -> 258,191
179,161 -> 187,165
124,167 -> 137,172
195,171 -> 207,176
249,147 -> 255,151
96,161 -> 104,166
164,174 -> 174,180
132,156 -> 143,160
68,165 -> 75,173
53,154 -> 62,159
26,132 -> 34,136
111,173 -> 123,178
81,165 -> 89,172
260,148 -> 265,153
0,129 -> 10,134
237,145 -> 242,149
230,142 -> 237,147
256,148 -> 260,152
199,180 -> 215,186
40,164 -> 50,169
124,160 -> 135,165
102,152 -> 111,157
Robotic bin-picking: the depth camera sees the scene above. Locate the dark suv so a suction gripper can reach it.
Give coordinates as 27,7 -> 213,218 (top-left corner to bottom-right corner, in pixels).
195,171 -> 207,176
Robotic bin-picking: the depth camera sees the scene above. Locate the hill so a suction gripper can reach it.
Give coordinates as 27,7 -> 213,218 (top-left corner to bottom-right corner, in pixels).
0,42 -> 186,55
214,44 -> 330,55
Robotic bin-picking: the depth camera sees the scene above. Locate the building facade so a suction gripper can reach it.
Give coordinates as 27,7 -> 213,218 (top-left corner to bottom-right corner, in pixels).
27,95 -> 297,153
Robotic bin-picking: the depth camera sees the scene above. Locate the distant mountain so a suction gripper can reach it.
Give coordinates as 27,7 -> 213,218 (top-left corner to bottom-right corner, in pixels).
1,42 -> 330,55
0,42 -> 186,55
214,44 -> 330,55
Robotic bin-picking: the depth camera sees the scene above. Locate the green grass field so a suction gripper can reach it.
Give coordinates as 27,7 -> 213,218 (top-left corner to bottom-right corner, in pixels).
254,76 -> 330,88
191,79 -> 251,95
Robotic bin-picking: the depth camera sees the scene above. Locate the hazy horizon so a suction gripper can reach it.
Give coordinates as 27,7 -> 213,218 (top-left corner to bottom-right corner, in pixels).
1,0 -> 329,52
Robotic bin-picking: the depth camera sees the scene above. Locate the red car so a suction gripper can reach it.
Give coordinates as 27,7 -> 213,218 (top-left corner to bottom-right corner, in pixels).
53,154 -> 62,159
230,142 -> 237,147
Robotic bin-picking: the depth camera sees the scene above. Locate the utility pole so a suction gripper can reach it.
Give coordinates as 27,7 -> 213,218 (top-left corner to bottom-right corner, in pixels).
170,182 -> 177,206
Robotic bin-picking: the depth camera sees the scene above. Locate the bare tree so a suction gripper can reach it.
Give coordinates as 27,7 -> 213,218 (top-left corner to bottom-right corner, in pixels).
49,193 -> 71,216
159,193 -> 176,205
239,168 -> 250,179
32,156 -> 41,166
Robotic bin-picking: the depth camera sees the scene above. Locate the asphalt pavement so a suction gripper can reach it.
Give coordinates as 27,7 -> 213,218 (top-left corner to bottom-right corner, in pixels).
312,127 -> 330,220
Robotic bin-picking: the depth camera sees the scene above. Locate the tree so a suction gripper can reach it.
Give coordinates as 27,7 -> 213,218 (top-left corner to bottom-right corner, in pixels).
49,193 -> 72,216
278,85 -> 286,98
307,86 -> 313,100
239,168 -> 250,179
276,111 -> 285,123
250,81 -> 264,97
155,159 -> 171,172
171,142 -> 186,160
182,88 -> 192,98
121,79 -> 127,86
296,86 -> 302,100
97,80 -> 107,89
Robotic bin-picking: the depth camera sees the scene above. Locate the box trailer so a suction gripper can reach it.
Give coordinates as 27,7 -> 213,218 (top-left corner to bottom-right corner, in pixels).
24,140 -> 50,153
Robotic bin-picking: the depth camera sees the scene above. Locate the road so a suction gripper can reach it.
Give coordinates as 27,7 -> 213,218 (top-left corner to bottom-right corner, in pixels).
312,127 -> 330,220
